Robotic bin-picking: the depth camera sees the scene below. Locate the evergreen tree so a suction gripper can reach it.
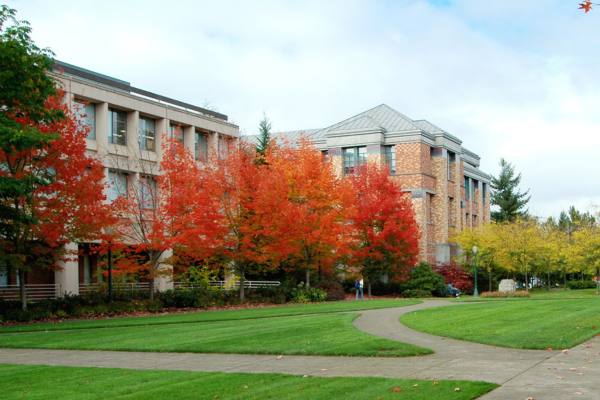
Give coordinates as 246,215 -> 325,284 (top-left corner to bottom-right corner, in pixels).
490,158 -> 530,222
256,114 -> 272,156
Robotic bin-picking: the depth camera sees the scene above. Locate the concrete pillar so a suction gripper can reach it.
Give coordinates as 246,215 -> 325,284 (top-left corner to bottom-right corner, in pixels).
96,102 -> 109,157
208,131 -> 219,160
55,242 -> 79,296
127,110 -> 139,156
184,125 -> 195,157
155,118 -> 168,162
154,249 -> 174,292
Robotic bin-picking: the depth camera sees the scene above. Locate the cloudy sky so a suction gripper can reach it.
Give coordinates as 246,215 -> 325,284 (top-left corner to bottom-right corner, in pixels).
8,0 -> 600,217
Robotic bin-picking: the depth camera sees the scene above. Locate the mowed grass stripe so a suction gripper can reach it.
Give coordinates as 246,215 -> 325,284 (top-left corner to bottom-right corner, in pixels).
0,364 -> 498,400
401,299 -> 600,349
0,299 -> 420,333
0,313 -> 432,357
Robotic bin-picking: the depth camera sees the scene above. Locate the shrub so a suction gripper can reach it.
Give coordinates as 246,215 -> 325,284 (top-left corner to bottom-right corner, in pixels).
566,280 -> 597,290
480,291 -> 530,298
402,289 -> 431,298
291,287 -> 327,303
158,288 -> 213,308
434,263 -> 473,292
403,263 -> 447,297
315,280 -> 346,301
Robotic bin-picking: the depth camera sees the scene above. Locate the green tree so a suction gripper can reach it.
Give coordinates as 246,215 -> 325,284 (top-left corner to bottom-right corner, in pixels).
255,113 -> 272,156
490,158 -> 530,222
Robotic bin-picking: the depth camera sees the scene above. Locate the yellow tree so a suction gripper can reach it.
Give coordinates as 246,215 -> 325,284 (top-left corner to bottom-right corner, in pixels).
572,226 -> 600,294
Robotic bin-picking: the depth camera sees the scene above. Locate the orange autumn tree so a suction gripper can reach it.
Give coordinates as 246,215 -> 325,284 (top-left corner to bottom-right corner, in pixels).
348,163 -> 419,297
109,138 -> 224,299
272,139 -> 354,288
1,92 -> 112,309
208,143 -> 295,300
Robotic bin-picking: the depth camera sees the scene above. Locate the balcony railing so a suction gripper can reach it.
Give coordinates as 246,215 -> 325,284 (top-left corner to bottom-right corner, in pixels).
0,284 -> 60,301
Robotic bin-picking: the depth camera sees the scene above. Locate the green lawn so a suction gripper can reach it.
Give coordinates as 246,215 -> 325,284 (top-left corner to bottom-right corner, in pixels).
0,301 -> 430,357
454,289 -> 600,302
0,364 -> 497,400
0,299 -> 419,333
401,299 -> 600,349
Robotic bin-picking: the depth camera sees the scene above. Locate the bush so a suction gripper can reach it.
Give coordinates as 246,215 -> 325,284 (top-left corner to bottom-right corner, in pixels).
434,263 -> 473,292
315,280 -> 346,301
402,289 -> 431,298
291,286 -> 327,303
481,291 -> 530,298
403,263 -> 447,297
158,288 -> 213,308
566,280 -> 597,290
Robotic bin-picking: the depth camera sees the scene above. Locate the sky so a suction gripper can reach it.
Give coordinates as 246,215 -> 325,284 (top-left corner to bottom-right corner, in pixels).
7,0 -> 600,218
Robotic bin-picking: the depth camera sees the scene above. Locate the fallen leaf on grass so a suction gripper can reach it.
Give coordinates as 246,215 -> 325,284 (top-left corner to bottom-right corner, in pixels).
390,387 -> 402,393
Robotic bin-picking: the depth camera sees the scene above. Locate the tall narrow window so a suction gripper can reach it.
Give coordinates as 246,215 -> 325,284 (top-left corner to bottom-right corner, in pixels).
482,182 -> 487,203
74,100 -> 96,140
109,109 -> 127,145
342,146 -> 367,175
107,170 -> 127,201
170,123 -> 185,143
140,175 -> 157,209
447,151 -> 456,180
195,130 -> 208,161
321,150 -> 329,163
384,145 -> 396,175
464,177 -> 471,200
139,117 -> 156,151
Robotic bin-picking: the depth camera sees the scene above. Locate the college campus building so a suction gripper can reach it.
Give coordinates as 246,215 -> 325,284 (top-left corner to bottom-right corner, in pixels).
255,104 -> 491,264
0,62 -> 239,298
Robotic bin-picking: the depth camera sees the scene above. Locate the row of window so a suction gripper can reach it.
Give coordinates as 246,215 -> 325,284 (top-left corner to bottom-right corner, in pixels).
464,176 -> 487,203
73,100 -> 210,161
341,145 -> 396,175
107,170 -> 156,208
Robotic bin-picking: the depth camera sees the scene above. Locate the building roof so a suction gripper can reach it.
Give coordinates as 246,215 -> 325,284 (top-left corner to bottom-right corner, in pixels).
313,104 -> 419,136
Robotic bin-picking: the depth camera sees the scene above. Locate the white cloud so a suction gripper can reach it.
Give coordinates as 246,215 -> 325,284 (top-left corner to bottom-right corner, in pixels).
7,0 -> 600,217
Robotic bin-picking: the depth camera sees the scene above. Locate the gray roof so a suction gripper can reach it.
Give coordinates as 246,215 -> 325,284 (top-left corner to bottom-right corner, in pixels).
412,119 -> 445,135
313,104 -> 419,135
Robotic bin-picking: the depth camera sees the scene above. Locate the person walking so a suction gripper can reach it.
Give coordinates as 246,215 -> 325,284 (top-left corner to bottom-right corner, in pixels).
358,277 -> 364,300
355,279 -> 361,300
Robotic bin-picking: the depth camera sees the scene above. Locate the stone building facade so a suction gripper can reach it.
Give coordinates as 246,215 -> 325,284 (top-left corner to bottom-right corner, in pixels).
0,61 -> 239,297
267,104 -> 491,264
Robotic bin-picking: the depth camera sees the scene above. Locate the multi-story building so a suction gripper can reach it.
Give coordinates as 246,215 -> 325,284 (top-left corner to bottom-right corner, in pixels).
253,104 -> 491,264
0,61 -> 239,298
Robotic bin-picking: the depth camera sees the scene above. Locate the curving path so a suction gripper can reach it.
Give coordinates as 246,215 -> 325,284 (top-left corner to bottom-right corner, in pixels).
1,300 -> 598,398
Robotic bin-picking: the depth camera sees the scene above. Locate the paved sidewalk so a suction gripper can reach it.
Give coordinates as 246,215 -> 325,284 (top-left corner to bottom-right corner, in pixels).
0,300 -> 598,399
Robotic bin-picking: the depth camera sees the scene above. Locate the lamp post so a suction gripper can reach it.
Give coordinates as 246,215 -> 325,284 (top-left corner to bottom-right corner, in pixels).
472,246 -> 479,297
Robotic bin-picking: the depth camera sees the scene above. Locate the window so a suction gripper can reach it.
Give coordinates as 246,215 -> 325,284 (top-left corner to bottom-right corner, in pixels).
140,175 -> 157,209
0,265 -> 7,286
321,150 -> 329,163
342,146 -> 367,175
195,130 -> 208,161
107,170 -> 127,201
109,109 -> 127,145
447,151 -> 456,180
464,177 -> 471,201
74,100 -> 96,139
384,145 -> 396,175
138,117 -> 156,151
482,182 -> 487,203
170,123 -> 185,143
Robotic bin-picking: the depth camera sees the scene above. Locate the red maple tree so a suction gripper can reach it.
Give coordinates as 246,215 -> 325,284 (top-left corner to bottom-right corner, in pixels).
348,163 -> 419,296
1,91 -> 112,307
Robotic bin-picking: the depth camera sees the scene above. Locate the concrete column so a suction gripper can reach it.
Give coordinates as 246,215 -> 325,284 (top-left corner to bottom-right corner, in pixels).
329,147 -> 343,177
208,131 -> 219,160
96,102 -> 109,157
155,118 -> 168,162
184,125 -> 195,157
127,110 -> 139,156
55,242 -> 79,296
154,249 -> 174,292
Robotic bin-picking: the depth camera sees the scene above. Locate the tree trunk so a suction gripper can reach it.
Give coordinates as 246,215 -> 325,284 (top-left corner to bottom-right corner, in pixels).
305,269 -> 310,289
368,282 -> 372,298
488,272 -> 492,292
19,269 -> 27,311
239,271 -> 245,301
563,270 -> 567,288
149,278 -> 155,300
547,271 -> 551,291
525,270 -> 529,293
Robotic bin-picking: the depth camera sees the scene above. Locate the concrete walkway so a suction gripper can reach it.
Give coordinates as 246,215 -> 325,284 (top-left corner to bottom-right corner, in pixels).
1,300 -> 598,399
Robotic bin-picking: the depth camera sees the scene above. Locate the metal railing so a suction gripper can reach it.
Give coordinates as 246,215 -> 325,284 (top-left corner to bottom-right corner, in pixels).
0,284 -> 60,301
173,281 -> 281,290
79,282 -> 151,294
